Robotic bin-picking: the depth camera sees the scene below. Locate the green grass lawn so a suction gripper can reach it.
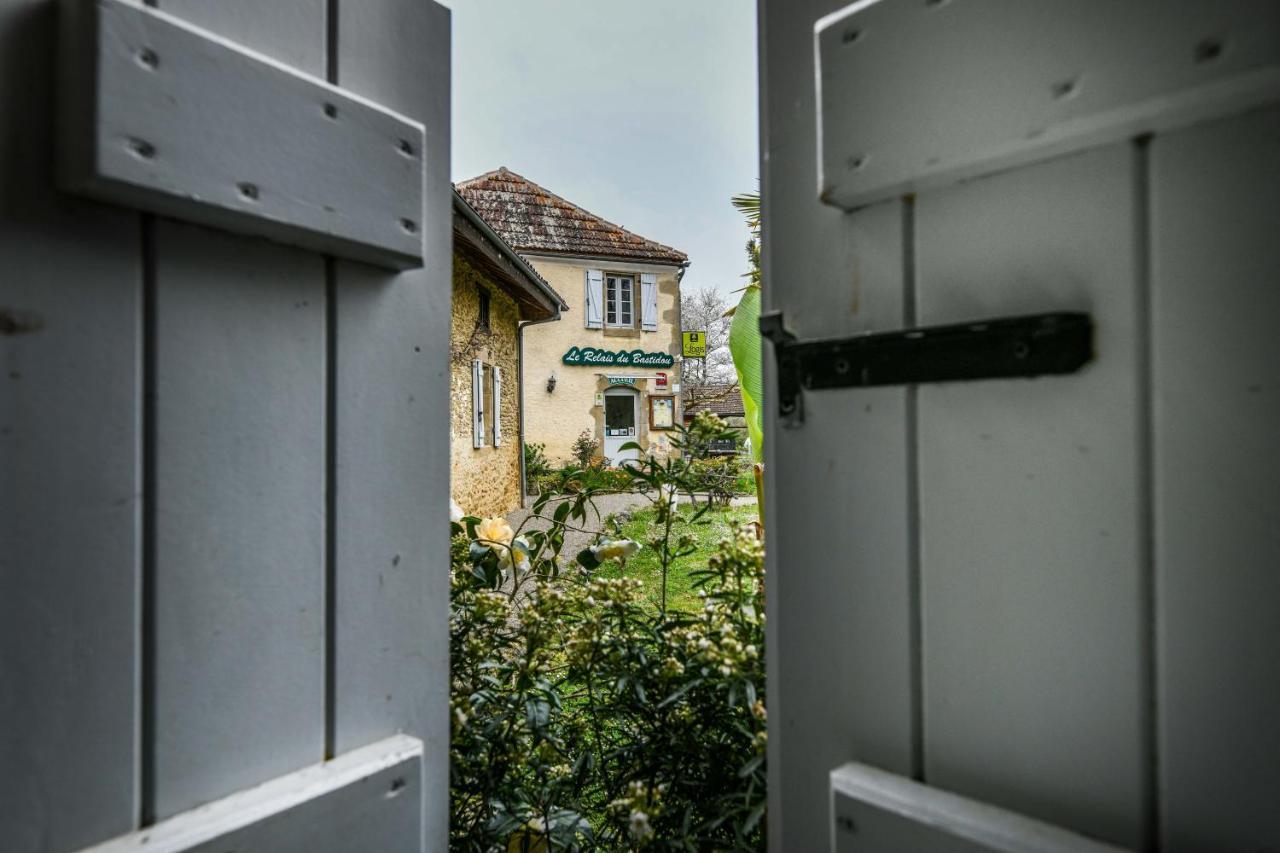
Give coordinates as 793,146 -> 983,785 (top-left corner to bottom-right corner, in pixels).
595,501 -> 759,613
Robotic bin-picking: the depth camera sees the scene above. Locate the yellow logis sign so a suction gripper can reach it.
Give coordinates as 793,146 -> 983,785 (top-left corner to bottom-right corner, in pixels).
682,330 -> 707,358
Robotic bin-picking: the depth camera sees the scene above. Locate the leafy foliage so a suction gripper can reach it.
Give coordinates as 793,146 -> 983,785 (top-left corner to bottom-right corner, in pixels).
571,429 -> 601,468
450,430 -> 766,850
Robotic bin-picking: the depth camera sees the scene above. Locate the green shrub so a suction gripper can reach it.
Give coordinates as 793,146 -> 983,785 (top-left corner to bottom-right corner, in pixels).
450,448 -> 766,850
571,429 -> 600,468
525,442 -> 553,482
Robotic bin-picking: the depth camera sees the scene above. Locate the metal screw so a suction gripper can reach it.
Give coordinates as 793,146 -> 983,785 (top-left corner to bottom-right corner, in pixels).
136,47 -> 159,69
398,139 -> 415,157
846,154 -> 867,171
841,28 -> 862,44
323,102 -> 338,119
237,182 -> 259,201
836,815 -> 858,833
834,358 -> 850,375
400,218 -> 418,234
1013,341 -> 1031,359
127,137 -> 156,159
1050,77 -> 1080,101
1194,37 -> 1224,64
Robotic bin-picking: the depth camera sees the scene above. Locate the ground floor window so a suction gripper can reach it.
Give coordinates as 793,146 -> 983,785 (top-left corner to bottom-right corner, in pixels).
471,360 -> 502,448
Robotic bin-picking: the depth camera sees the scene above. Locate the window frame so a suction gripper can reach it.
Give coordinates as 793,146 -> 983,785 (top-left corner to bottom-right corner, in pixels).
604,273 -> 635,328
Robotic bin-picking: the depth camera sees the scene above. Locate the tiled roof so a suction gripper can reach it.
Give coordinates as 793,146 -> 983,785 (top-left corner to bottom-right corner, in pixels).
683,384 -> 744,418
456,168 -> 689,266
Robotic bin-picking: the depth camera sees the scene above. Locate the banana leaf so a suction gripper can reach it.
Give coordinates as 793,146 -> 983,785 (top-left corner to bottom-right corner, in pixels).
728,284 -> 763,465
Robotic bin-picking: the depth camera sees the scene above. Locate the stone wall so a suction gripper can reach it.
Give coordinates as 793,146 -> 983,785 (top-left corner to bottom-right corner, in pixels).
520,255 -> 683,463
450,255 -> 523,517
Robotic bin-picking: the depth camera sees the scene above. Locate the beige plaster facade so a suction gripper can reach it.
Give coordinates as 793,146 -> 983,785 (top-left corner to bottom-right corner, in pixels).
521,254 -> 684,464
450,255 -> 522,517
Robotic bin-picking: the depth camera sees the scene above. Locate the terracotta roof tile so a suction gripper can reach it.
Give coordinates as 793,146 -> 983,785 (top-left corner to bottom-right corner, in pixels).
683,384 -> 744,418
456,168 -> 689,266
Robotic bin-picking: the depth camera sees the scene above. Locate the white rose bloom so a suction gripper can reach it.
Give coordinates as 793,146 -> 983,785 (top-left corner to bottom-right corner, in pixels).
591,538 -> 640,562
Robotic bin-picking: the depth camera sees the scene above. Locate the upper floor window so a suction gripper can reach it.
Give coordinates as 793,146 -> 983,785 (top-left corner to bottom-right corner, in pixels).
477,287 -> 491,331
585,269 -> 657,331
605,274 -> 633,327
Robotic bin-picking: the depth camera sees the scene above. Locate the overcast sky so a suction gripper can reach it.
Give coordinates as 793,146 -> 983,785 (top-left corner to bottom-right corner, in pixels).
444,0 -> 759,301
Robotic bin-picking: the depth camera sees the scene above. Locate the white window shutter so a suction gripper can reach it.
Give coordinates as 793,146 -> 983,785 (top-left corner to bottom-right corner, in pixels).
492,366 -> 502,447
585,269 -> 603,328
641,274 -> 658,331
472,359 -> 484,448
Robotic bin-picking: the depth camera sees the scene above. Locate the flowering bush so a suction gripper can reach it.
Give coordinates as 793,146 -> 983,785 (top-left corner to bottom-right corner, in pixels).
450,448 -> 766,850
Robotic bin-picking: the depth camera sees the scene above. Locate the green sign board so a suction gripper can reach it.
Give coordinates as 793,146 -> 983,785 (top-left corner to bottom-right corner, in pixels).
562,346 -> 674,368
605,375 -> 637,386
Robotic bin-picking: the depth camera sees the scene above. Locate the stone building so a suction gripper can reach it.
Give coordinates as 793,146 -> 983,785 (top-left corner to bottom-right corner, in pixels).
457,168 -> 689,465
451,190 -> 566,517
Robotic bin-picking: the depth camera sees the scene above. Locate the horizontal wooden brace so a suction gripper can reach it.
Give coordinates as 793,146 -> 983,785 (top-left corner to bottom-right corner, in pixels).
815,0 -> 1280,211
58,0 -> 426,269
78,735 -> 423,852
831,762 -> 1131,852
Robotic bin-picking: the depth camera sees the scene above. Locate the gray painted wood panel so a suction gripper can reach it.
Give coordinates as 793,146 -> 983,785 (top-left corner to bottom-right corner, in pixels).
759,3 -> 916,847
768,199 -> 915,844
149,0 -> 327,825
0,2 -> 141,849
915,146 -> 1146,850
1151,106 -> 1280,852
332,1 -> 451,847
151,220 -> 326,818
61,0 -> 425,270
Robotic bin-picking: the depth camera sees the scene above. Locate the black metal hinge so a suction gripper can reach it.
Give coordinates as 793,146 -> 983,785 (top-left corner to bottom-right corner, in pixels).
758,311 -> 1093,425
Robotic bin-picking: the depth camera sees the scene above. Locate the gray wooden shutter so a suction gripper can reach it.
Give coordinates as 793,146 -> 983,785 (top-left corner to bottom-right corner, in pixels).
492,366 -> 502,447
585,269 -> 604,328
472,359 -> 485,448
641,273 -> 658,331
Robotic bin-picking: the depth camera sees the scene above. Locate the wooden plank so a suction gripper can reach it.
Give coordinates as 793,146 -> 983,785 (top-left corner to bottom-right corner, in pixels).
915,145 -> 1146,849
1150,106 -> 1280,851
831,763 -> 1131,853
80,735 -> 421,853
760,2 -> 915,850
60,0 -> 424,270
0,1 -> 141,849
816,0 -> 1280,210
147,0 -> 327,820
331,1 -> 451,848
151,220 -> 326,818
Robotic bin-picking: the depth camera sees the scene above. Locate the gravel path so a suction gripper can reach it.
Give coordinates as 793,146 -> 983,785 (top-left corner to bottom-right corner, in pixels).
505,491 -> 653,557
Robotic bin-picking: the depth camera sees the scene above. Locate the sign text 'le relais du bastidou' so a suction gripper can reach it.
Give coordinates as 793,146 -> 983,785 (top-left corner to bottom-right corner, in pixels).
561,346 -> 674,368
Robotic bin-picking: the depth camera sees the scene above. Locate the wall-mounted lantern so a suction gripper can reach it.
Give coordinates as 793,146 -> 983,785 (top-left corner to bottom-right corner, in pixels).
546,372 -> 557,394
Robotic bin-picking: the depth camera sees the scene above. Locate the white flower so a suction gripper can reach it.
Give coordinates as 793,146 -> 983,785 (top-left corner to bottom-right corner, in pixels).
500,536 -> 531,574
592,538 -> 640,562
450,497 -> 464,522
629,809 -> 653,841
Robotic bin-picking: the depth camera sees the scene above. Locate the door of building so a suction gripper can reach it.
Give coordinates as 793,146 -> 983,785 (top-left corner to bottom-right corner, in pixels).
603,387 -> 640,464
1,1 -> 450,850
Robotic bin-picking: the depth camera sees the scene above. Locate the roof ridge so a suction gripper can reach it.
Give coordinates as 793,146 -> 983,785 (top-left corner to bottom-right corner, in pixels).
456,167 -> 689,263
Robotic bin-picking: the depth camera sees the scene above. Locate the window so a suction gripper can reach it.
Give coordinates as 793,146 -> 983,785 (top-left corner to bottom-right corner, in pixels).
605,274 -> 634,327
477,287 -> 490,331
471,360 -> 502,448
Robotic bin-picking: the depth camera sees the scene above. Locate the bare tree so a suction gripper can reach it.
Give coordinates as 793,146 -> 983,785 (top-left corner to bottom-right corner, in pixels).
679,285 -> 736,389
